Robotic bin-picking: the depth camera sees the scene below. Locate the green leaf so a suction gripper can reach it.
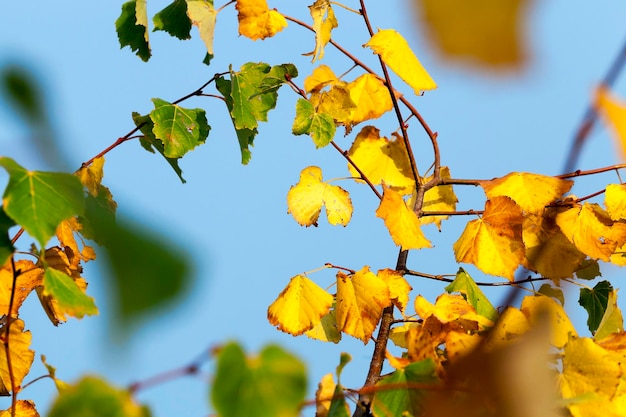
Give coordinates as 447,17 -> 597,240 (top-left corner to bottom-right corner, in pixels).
47,376 -> 150,417
371,359 -> 438,417
0,157 -> 85,247
292,98 -> 336,148
116,0 -> 151,62
0,65 -> 45,124
78,185 -> 117,246
575,259 -> 602,280
133,112 -> 187,183
445,268 -> 498,321
212,343 -> 306,417
0,208 -> 15,267
579,280 -> 613,334
538,283 -> 564,306
149,98 -> 209,158
42,268 -> 98,319
153,0 -> 192,40
595,290 -> 624,340
187,0 -> 217,57
326,352 -> 352,417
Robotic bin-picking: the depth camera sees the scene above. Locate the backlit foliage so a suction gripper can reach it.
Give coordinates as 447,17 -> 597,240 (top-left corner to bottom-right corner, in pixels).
1,0 -> 626,416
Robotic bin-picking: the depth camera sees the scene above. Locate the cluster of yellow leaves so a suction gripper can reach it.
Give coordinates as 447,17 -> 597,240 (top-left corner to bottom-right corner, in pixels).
235,0 -> 287,41
268,267 -> 411,343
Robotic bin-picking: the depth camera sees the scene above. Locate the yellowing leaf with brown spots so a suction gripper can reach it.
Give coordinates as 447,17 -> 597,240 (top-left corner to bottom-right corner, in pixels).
556,203 -> 626,262
521,295 -> 576,348
0,400 -> 39,417
377,268 -> 411,314
364,29 -> 437,94
481,172 -> 573,214
267,275 -> 333,336
235,0 -> 287,40
0,260 -> 42,318
453,196 -> 525,280
414,0 -> 530,68
605,184 -> 626,221
305,0 -> 337,62
336,267 -> 390,343
421,166 -> 457,230
596,86 -> 626,161
76,156 -> 104,197
344,74 -> 393,125
0,319 -> 34,396
287,166 -> 352,227
348,126 -> 415,194
304,65 -> 339,94
376,186 -> 431,250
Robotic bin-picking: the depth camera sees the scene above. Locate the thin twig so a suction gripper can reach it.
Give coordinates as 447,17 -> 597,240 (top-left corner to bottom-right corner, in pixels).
6,258 -> 19,417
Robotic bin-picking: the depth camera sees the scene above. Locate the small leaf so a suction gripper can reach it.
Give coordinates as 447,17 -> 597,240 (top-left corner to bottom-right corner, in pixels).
47,376 -> 149,417
376,186 -> 431,250
235,0 -> 287,40
378,268 -> 411,314
0,260 -> 42,318
267,275 -> 333,335
579,280 -> 613,335
212,342 -> 306,417
605,183 -> 626,220
115,0 -> 151,61
153,0 -> 192,40
445,268 -> 498,321
41,355 -> 69,393
537,283 -> 564,306
187,0 -> 218,56
0,319 -> 34,396
364,29 -> 436,94
292,99 -> 335,148
42,268 -> 98,321
575,259 -> 601,280
344,74 -> 393,127
421,166 -> 457,230
595,290 -> 623,341
0,157 -> 85,247
305,0 -> 338,62
305,308 -> 341,343
149,98 -> 209,158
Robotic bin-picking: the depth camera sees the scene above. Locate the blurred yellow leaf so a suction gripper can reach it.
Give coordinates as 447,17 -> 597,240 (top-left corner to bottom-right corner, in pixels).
0,319 -> 34,396
344,74 -> 393,126
304,65 -> 338,94
314,373 -> 336,417
556,203 -> 626,261
483,306 -> 531,350
305,0 -> 337,62
364,29 -> 437,95
453,196 -> 525,280
481,172 -> 573,214
287,166 -> 353,227
605,184 -> 626,221
376,186 -> 432,250
421,166 -> 457,230
267,275 -> 333,336
0,400 -> 39,417
595,86 -> 626,161
336,267 -> 390,343
377,268 -> 411,314
414,0 -> 530,68
235,0 -> 287,40
187,0 -> 218,55
348,126 -> 414,194
520,295 -> 576,348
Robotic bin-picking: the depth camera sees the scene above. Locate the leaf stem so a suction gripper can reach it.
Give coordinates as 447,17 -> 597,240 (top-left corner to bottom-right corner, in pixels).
6,257 -> 18,417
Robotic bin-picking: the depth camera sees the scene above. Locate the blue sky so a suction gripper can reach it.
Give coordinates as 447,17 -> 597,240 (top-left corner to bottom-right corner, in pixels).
2,1 -> 626,416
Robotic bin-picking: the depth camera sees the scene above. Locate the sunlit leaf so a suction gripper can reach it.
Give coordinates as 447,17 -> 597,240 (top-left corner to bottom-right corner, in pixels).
42,267 -> 97,321
116,0 -> 151,61
445,268 -> 497,321
76,157 -> 105,197
605,184 -> 626,221
235,0 -> 287,40
421,166 -> 457,230
267,275 -> 333,335
520,295 -> 576,348
378,268 -> 411,314
483,306 -> 531,350
0,400 -> 38,417
389,322 -> 419,349
153,0 -> 191,39
149,98 -> 209,158
364,29 -> 436,94
305,0 -> 338,62
287,166 -> 352,227
414,293 -> 490,328
304,65 -> 339,94
0,319 -> 34,396
595,290 -> 624,341
556,202 -> 626,261
47,376 -> 149,417
453,196 -> 525,280
335,267 -> 390,343
292,99 -> 336,148
414,0 -> 530,68
0,260 -> 42,318
313,84 -> 356,127
0,157 -> 85,247
376,186 -> 431,250
305,308 -> 341,343
344,74 -> 393,126
212,342 -> 306,417
595,86 -> 626,161
186,0 -> 217,56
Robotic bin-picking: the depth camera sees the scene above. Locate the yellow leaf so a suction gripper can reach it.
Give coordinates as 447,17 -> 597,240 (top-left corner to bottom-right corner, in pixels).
453,196 -> 525,280
0,260 -> 43,318
315,373 -> 336,417
267,275 -> 333,336
0,319 -> 34,396
314,84 -> 356,125
414,0 -> 530,68
556,203 -> 626,261
481,172 -> 573,214
305,0 -> 337,62
0,400 -> 39,417
595,86 -> 626,161
520,295 -> 576,348
605,184 -> 626,221
235,0 -> 287,40
421,166 -> 457,230
335,267 -> 390,343
347,126 -> 415,194
389,322 -> 419,349
287,166 -> 353,227
523,211 -> 586,280
305,308 -> 341,343
444,331 -> 480,363
377,268 -> 411,313
595,290 -> 624,342
483,306 -> 531,350
415,293 -> 489,328
376,186 -> 431,250
76,156 -> 105,197
611,241 -> 626,266
406,316 -> 447,366
344,74 -> 393,126
304,65 -> 339,94
385,349 -> 412,370
187,0 -> 218,55
364,29 -> 437,94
